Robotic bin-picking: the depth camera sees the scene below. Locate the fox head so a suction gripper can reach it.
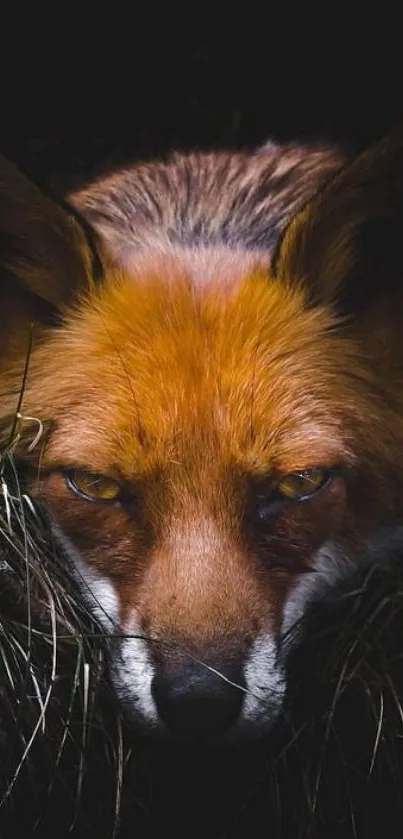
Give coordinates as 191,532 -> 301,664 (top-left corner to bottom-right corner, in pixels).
1,135 -> 403,743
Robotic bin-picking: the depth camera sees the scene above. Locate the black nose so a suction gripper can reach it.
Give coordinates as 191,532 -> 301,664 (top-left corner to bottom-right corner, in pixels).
151,660 -> 245,739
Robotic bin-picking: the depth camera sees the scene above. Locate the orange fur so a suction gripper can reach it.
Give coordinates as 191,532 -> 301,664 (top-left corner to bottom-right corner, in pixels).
4,256 -> 401,640
2,134 -> 403,737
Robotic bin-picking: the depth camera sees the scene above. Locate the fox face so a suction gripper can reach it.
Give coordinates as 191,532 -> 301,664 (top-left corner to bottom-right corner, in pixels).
2,135 -> 403,742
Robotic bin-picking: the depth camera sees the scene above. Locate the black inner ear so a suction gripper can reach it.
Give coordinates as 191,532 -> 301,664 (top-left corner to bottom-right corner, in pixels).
0,198 -> 104,339
271,128 -> 403,318
339,214 -> 403,315
271,172 -> 403,317
0,149 -> 106,317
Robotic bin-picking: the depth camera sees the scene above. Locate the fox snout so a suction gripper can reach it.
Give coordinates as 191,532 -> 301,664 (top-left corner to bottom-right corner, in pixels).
151,651 -> 247,739
104,541 -> 287,742
95,514 -> 285,741
110,624 -> 286,742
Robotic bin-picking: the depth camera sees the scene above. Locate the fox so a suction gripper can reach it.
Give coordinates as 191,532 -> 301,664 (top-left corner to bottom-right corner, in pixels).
1,132 -> 403,745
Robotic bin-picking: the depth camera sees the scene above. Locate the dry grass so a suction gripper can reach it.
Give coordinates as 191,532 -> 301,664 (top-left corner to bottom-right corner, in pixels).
2,375 -> 403,837
0,392 -> 129,836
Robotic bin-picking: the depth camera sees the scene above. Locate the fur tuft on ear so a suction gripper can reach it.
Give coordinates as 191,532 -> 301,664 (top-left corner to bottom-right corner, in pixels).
272,127 -> 403,315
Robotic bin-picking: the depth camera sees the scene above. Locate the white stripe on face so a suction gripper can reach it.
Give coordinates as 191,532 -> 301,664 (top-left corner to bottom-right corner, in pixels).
281,541 -> 355,645
108,612 -> 161,729
228,631 -> 286,741
52,525 -> 120,629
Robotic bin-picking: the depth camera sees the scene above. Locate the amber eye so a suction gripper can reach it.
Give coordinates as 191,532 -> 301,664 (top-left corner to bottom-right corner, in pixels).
66,470 -> 123,503
276,468 -> 331,501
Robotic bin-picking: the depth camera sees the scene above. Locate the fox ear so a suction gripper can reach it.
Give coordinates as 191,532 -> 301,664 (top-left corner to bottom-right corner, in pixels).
0,154 -> 100,323
272,128 -> 403,314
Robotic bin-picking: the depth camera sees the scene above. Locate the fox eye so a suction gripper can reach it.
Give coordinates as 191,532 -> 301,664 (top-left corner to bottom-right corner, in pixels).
276,467 -> 331,501
66,470 -> 123,503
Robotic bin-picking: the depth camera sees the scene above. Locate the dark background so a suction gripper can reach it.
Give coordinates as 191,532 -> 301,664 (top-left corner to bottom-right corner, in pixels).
1,36 -> 403,191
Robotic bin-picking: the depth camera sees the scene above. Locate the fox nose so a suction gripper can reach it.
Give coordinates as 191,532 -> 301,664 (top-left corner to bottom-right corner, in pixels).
151,660 -> 245,739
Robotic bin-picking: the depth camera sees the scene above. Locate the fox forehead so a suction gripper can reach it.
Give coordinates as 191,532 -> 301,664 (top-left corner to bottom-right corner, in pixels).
29,262 -> 354,476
